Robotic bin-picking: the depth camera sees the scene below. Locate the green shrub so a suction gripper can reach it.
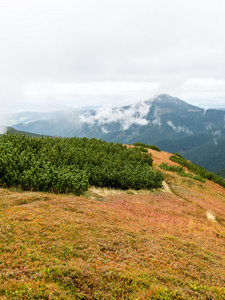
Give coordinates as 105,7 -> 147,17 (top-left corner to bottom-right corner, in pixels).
169,155 -> 224,188
159,162 -> 206,183
145,145 -> 161,152
133,143 -> 161,152
0,133 -> 164,194
173,152 -> 184,158
133,142 -> 145,147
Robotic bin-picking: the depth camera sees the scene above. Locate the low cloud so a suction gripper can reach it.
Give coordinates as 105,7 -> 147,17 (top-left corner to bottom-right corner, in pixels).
101,127 -> 109,134
184,78 -> 225,90
151,107 -> 161,127
0,125 -> 7,134
203,107 -> 208,116
80,101 -> 151,131
205,123 -> 213,130
24,81 -> 160,109
211,130 -> 221,137
167,120 -> 193,135
211,130 -> 221,146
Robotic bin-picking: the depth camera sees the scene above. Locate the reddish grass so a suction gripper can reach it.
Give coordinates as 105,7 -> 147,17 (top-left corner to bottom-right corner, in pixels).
0,149 -> 225,299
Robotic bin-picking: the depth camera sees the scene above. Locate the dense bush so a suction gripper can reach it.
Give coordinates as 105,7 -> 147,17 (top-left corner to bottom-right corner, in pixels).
173,152 -> 184,159
133,143 -> 161,152
159,162 -> 206,183
133,142 -> 146,147
169,155 -> 225,188
0,133 -> 164,194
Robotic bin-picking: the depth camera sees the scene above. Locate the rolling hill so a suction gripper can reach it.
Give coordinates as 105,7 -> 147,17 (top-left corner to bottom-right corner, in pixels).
0,125 -> 46,137
0,145 -> 224,299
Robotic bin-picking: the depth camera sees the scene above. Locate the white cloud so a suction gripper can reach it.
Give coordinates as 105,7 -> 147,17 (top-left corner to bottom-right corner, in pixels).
183,78 -> 225,91
151,107 -> 161,127
24,81 -> 160,108
178,78 -> 225,108
211,130 -> 221,137
101,127 -> 108,134
80,101 -> 151,130
167,120 -> 193,135
1,0 -> 225,111
205,123 -> 213,130
0,126 -> 7,134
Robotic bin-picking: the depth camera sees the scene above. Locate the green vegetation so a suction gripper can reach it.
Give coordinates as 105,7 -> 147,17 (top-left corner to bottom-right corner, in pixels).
159,162 -> 206,183
133,142 -> 161,152
184,135 -> 225,172
172,152 -> 184,158
0,133 -> 163,194
215,168 -> 225,178
0,137 -> 225,299
169,154 -> 225,188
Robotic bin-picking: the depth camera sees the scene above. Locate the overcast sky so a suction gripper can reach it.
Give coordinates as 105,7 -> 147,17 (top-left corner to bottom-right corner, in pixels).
1,0 -> 225,112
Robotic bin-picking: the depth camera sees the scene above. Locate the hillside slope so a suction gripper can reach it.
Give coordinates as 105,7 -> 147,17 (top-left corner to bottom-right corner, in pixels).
0,148 -> 225,299
0,125 -> 46,137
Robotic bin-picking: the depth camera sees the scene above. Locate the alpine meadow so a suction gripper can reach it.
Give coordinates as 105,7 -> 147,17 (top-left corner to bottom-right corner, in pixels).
0,132 -> 225,299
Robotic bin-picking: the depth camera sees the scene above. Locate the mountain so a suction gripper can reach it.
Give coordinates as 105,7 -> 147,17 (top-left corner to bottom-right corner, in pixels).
0,146 -> 224,299
184,135 -> 225,172
3,94 -> 225,171
215,168 -> 225,178
0,125 -> 46,137
1,94 -> 206,139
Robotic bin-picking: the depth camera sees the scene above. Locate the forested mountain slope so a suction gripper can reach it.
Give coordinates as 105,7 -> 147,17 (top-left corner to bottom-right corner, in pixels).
184,136 -> 225,172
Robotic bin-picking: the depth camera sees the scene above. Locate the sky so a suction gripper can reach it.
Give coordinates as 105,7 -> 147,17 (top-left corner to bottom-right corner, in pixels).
1,0 -> 225,112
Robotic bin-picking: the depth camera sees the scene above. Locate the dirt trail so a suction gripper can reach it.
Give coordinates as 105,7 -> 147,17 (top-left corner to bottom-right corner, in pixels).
162,180 -> 173,194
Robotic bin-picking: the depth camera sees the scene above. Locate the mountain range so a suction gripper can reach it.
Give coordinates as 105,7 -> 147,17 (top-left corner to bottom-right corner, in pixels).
2,94 -> 225,173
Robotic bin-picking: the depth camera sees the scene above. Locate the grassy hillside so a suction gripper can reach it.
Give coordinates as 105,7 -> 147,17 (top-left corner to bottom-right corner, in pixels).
0,146 -> 225,299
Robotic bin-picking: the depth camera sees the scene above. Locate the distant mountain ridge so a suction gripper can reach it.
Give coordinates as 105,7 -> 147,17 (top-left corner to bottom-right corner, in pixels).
2,94 -> 225,172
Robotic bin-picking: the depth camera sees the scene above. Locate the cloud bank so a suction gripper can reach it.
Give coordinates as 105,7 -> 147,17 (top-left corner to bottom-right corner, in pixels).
1,0 -> 225,111
167,120 -> 193,135
80,101 -> 151,130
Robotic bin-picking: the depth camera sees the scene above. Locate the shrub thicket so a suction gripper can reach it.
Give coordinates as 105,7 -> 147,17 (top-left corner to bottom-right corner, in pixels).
173,152 -> 184,159
133,143 -> 161,152
169,155 -> 225,188
159,162 -> 206,183
0,133 -> 163,194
